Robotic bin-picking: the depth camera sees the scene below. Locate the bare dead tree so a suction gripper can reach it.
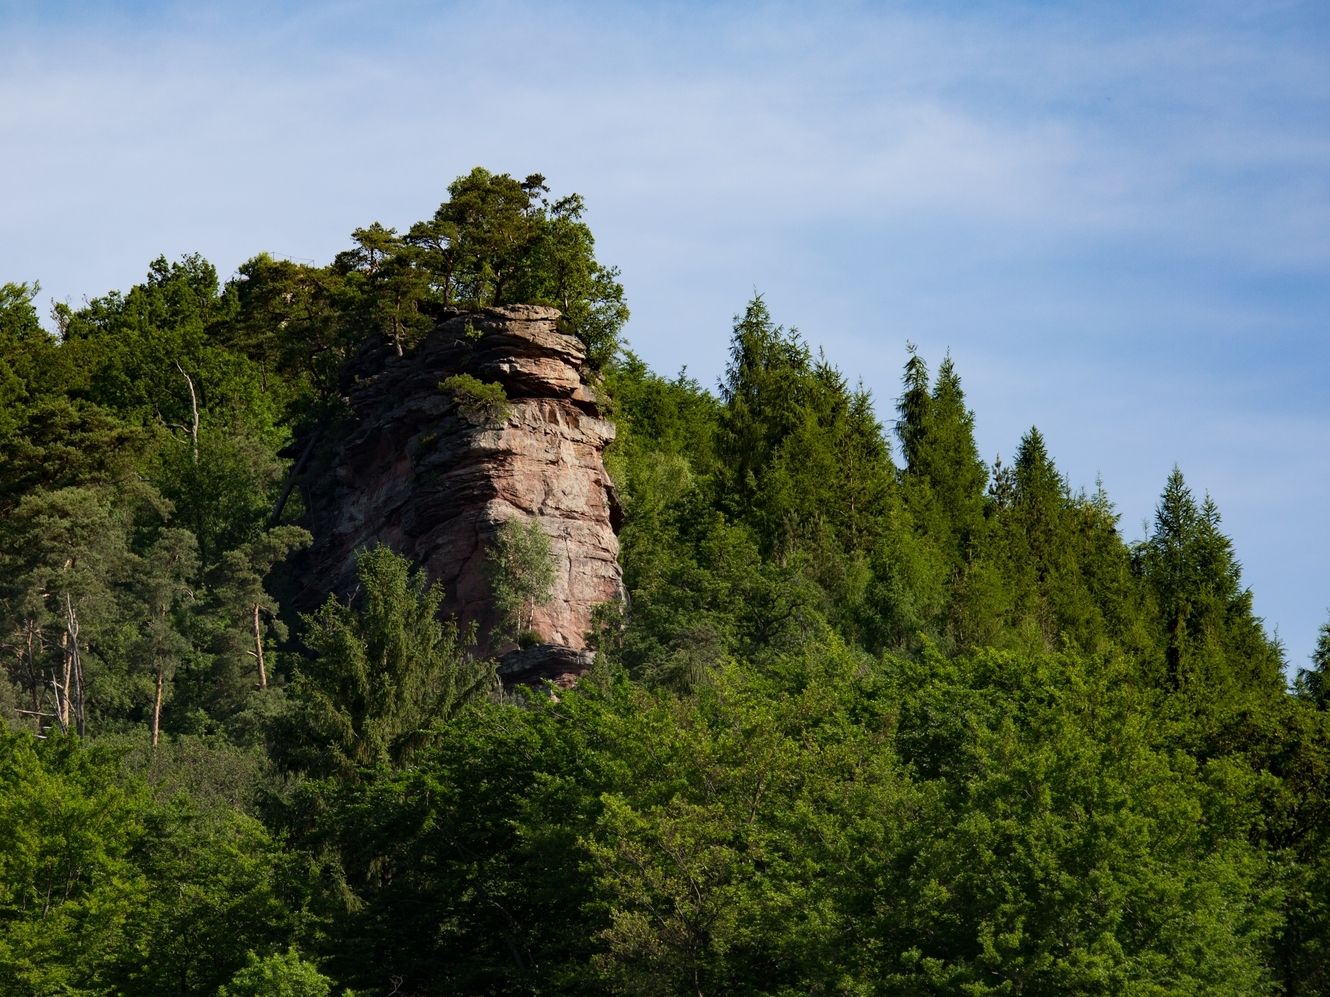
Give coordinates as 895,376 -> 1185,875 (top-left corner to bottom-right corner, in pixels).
174,361 -> 200,464
251,602 -> 268,689
65,594 -> 85,736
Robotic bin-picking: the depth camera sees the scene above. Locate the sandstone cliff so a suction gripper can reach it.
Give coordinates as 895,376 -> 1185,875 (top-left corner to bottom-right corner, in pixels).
290,305 -> 623,685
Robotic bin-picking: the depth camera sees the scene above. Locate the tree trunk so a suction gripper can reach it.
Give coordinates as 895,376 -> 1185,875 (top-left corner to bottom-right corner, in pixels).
253,602 -> 268,689
269,426 -> 322,527
63,595 -> 86,736
391,295 -> 404,357
175,361 -> 200,464
151,664 -> 164,748
58,630 -> 72,731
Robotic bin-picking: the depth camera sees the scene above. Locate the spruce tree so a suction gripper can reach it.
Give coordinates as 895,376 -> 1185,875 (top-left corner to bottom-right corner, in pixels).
1137,468 -> 1282,696
1298,618 -> 1330,708
895,349 -> 987,559
277,546 -> 495,778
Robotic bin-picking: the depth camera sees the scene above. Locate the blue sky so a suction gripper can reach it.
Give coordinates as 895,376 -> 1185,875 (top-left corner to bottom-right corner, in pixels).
4,0 -> 1329,672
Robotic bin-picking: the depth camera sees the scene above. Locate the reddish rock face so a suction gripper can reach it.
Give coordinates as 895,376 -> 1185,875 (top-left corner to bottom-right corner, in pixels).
291,305 -> 623,685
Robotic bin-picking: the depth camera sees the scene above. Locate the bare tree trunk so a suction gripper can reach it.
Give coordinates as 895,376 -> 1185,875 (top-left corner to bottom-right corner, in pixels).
252,602 -> 268,689
58,630 -> 72,731
73,652 -> 85,736
175,361 -> 199,464
49,669 -> 68,734
64,595 -> 85,736
151,664 -> 164,748
269,427 -> 321,527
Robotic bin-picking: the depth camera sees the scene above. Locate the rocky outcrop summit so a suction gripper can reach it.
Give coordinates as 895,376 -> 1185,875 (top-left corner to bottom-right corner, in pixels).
290,305 -> 622,685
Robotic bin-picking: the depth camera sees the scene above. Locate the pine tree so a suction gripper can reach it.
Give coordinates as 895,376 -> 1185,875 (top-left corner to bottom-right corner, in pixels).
0,485 -> 147,736
131,528 -> 200,747
203,526 -> 312,712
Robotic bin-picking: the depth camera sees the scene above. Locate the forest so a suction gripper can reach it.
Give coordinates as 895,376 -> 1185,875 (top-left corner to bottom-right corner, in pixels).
1,168 -> 1328,995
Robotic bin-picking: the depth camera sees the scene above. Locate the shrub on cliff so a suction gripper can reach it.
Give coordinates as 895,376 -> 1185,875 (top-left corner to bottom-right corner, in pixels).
441,373 -> 511,425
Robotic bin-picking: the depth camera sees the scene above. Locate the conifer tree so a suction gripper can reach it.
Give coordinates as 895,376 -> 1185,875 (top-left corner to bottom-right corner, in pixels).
132,528 -> 199,748
204,526 -> 312,711
278,546 -> 494,778
1298,618 -> 1330,708
895,349 -> 987,557
926,355 -> 988,543
718,296 -> 813,517
334,223 -> 430,358
1137,468 -> 1282,695
0,484 -> 146,735
895,344 -> 931,473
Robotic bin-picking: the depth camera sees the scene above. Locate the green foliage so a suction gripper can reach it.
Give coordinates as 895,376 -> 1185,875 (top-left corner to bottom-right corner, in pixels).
441,371 -> 512,424
278,546 -> 495,779
0,282 -> 58,440
222,252 -> 356,420
334,222 -> 431,359
0,733 -> 150,993
132,527 -> 200,746
964,429 -> 1157,659
1297,615 -> 1330,708
1136,467 -> 1284,698
153,415 -> 289,569
0,483 -> 149,736
887,647 -> 1282,993
582,645 -> 910,995
1,186 -> 1324,994
118,805 -> 301,995
198,525 -> 311,720
297,695 -> 604,993
896,348 -> 988,560
0,398 -> 150,514
0,731 -> 297,994
217,949 -> 334,997
488,517 -> 557,640
407,167 -> 629,365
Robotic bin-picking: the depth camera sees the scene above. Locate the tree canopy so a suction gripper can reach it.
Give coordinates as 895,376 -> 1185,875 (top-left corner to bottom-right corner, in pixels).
0,173 -> 1322,995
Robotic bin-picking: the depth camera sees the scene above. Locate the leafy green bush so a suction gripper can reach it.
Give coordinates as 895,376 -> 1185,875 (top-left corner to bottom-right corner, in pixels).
217,948 -> 334,997
441,373 -> 511,424
489,518 -> 556,640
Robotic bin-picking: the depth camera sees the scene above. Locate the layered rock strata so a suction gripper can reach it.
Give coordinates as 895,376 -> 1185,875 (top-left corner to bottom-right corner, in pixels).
290,305 -> 622,685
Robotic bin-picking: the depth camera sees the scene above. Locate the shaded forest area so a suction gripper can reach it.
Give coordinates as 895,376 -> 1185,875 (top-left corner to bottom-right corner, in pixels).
1,169 -> 1328,994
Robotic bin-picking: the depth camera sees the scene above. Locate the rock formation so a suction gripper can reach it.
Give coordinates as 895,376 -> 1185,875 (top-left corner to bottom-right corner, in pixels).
289,304 -> 622,686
